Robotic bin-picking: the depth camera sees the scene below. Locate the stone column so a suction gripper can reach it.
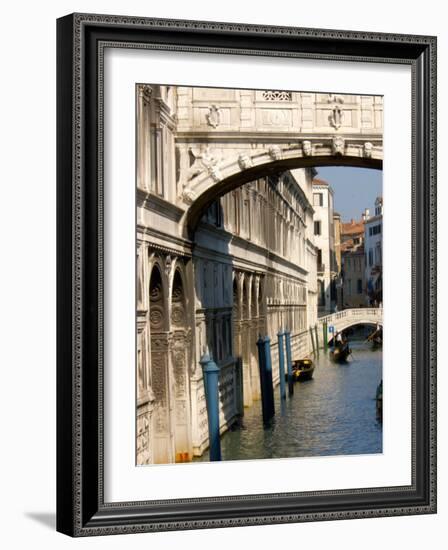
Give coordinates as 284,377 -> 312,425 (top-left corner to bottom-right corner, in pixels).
137,85 -> 152,191
151,332 -> 174,464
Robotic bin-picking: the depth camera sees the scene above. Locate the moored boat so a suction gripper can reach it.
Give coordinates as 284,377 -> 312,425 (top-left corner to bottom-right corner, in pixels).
292,358 -> 315,381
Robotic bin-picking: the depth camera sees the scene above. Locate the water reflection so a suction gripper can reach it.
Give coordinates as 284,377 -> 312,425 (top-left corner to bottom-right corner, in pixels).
195,340 -> 382,462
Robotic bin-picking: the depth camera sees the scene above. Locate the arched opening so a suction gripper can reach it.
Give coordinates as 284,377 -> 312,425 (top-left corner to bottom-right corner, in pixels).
148,263 -> 173,464
328,321 -> 383,345
184,156 -> 382,238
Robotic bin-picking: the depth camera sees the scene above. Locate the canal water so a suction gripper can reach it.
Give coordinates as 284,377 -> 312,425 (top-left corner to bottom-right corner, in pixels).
195,338 -> 382,462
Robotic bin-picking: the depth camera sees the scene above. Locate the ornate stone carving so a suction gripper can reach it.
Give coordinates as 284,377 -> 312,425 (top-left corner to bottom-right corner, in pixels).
187,145 -> 222,182
363,142 -> 373,158
151,337 -> 170,351
262,90 -> 292,101
329,105 -> 345,130
327,93 -> 344,104
151,353 -> 167,402
182,189 -> 197,205
268,145 -> 282,160
139,84 -> 152,106
171,305 -> 185,326
238,153 -> 253,171
164,255 -> 173,279
208,165 -> 222,183
150,281 -> 162,302
332,136 -> 345,156
173,350 -> 186,398
172,283 -> 183,302
205,105 -> 221,128
150,306 -> 164,329
302,140 -> 312,156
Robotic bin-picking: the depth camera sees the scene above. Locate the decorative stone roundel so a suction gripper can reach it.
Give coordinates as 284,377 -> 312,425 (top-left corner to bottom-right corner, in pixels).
171,305 -> 185,326
150,306 -> 164,329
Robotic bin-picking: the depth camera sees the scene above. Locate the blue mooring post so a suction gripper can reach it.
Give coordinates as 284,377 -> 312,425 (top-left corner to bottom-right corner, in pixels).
200,352 -> 222,461
285,330 -> 294,396
277,330 -> 286,400
329,325 -> 335,351
256,336 -> 275,423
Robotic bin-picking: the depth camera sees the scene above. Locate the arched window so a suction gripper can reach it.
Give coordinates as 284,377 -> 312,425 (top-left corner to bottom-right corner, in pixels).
149,265 -> 164,331
171,270 -> 186,327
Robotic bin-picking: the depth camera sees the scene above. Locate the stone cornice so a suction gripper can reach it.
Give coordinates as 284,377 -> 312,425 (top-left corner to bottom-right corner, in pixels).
193,235 -> 309,282
137,225 -> 193,257
281,171 -> 314,215
137,188 -> 185,222
175,132 -> 383,143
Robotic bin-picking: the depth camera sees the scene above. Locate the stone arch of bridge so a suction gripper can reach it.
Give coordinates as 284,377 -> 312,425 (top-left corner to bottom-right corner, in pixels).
183,153 -> 382,237
327,320 -> 383,343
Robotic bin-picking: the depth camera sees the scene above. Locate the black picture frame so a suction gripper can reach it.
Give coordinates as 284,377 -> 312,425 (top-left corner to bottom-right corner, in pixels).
56,13 -> 437,536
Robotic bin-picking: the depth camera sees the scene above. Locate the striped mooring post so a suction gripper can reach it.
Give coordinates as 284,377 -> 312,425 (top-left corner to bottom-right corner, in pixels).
256,335 -> 275,423
200,352 -> 222,461
277,330 -> 287,400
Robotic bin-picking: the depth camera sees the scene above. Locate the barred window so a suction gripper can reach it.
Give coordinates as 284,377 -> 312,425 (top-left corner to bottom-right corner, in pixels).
262,90 -> 292,101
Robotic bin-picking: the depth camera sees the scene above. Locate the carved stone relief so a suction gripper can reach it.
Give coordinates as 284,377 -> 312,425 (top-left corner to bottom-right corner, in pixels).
238,153 -> 253,171
139,84 -> 152,106
332,136 -> 345,156
302,140 -> 312,156
268,145 -> 282,160
262,90 -> 292,101
329,105 -> 345,130
205,105 -> 221,128
186,145 -> 222,183
363,141 -> 373,158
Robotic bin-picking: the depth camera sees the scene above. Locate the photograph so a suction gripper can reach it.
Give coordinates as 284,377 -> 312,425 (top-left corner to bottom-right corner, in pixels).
136,84 -> 384,465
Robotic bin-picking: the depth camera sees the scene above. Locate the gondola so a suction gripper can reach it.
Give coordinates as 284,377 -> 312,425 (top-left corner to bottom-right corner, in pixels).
330,341 -> 351,363
366,326 -> 383,348
371,335 -> 382,348
292,358 -> 315,381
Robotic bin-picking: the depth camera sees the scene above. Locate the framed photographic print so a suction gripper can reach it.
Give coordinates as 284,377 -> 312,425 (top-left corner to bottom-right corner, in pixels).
56,13 -> 437,536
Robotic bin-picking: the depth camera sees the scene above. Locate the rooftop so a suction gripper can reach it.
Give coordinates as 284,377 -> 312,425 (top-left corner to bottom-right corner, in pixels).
341,219 -> 365,236
312,177 -> 330,187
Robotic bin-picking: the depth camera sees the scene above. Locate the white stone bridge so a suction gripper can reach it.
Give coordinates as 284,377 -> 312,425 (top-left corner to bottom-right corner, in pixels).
137,86 -> 383,237
317,308 -> 383,344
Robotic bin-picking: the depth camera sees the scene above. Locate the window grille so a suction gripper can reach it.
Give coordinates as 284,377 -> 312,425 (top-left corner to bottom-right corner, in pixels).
262,90 -> 292,101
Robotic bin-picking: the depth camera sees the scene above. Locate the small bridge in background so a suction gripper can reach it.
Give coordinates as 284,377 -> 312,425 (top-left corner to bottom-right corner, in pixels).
317,308 -> 383,344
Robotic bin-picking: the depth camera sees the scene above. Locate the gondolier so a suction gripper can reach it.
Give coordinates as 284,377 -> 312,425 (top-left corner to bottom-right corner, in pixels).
331,331 -> 351,362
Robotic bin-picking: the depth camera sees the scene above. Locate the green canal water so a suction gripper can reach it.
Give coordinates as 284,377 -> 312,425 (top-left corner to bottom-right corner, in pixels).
195,339 -> 382,462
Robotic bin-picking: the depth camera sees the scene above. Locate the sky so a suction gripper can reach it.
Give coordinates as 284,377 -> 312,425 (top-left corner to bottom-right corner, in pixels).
315,166 -> 382,223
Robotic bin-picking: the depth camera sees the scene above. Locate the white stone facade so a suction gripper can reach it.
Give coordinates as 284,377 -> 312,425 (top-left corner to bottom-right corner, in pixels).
312,179 -> 338,314
364,197 -> 383,306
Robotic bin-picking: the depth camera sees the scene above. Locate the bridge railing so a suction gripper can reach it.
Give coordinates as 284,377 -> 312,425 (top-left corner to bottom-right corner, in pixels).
317,308 -> 383,327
